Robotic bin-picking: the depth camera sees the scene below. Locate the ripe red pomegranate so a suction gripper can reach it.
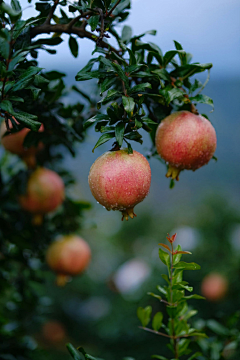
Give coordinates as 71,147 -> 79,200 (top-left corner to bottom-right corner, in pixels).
201,273 -> 228,301
19,167 -> 65,219
46,235 -> 91,286
0,119 -> 44,167
42,321 -> 66,343
88,149 -> 151,221
155,111 -> 217,180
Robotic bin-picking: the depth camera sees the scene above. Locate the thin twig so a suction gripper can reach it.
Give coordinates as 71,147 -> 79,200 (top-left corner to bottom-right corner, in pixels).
139,327 -> 172,339
107,0 -> 122,17
67,11 -> 92,30
96,8 -> 105,45
44,0 -> 59,25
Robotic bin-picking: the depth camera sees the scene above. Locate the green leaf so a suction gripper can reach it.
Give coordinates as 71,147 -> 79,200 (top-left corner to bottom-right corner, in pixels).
152,69 -> 171,81
152,312 -> 163,331
130,82 -> 152,94
0,2 -> 21,21
184,294 -> 205,300
115,121 -> 125,147
112,0 -> 130,14
92,132 -> 115,152
66,343 -> 85,360
6,96 -> 24,102
0,100 -> 14,114
189,94 -> 214,109
124,131 -> 143,144
142,117 -> 158,125
161,274 -> 170,284
152,356 -> 168,360
11,0 -> 21,12
122,96 -> 135,116
163,50 -> 186,67
174,262 -> 201,270
88,15 -> 99,31
187,352 -> 202,360
206,320 -> 229,336
159,248 -> 170,271
69,36 -> 78,58
171,63 -> 212,79
33,37 -> 63,46
179,284 -> 193,292
111,62 -> 130,91
148,292 -> 162,301
0,37 -> 10,59
84,114 -> 110,129
13,111 -> 41,131
100,77 -> 116,94
122,25 -> 132,44
135,119 -> 142,129
137,306 -> 152,327
126,141 -> 133,154
72,85 -> 92,103
173,245 -> 182,265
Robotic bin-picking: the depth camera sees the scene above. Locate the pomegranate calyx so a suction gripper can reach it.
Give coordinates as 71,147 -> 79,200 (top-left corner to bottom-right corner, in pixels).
166,165 -> 181,181
121,207 -> 137,221
56,274 -> 69,287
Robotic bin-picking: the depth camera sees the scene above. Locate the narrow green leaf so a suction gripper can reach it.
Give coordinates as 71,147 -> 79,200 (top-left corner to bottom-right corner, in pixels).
124,131 -> 143,144
66,343 -> 85,360
206,320 -> 229,335
69,36 -> 78,58
152,356 -> 168,360
122,25 -> 132,44
115,121 -> 125,147
187,352 -> 202,360
163,50 -> 186,67
159,248 -> 170,270
112,62 -> 130,91
130,82 -> 152,94
11,0 -> 21,12
137,306 -> 152,327
173,244 -> 182,265
184,294 -> 205,300
92,132 -> 115,152
189,94 -> 214,109
88,15 -> 99,31
152,312 -> 163,331
84,114 -> 110,129
122,96 -> 135,116
148,292 -> 162,301
174,262 -> 201,270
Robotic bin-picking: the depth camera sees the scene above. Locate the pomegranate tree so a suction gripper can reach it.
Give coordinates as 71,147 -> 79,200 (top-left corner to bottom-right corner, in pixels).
46,235 -> 91,286
201,273 -> 228,301
88,149 -> 151,221
155,111 -> 217,180
19,167 -> 65,223
0,119 -> 44,168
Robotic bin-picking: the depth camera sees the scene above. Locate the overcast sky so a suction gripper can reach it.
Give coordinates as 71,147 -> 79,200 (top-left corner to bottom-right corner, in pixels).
20,0 -> 240,78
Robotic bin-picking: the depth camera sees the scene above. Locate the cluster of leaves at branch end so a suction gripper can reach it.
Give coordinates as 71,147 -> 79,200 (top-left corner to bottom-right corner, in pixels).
137,233 -> 207,360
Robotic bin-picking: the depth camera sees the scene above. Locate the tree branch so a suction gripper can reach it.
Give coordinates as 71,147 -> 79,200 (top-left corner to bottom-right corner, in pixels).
30,24 -> 119,54
44,0 -> 59,25
67,11 -> 92,30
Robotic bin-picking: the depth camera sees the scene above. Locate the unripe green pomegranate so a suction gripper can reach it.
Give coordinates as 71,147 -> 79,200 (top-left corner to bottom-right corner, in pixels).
0,119 -> 44,168
46,235 -> 91,286
155,111 -> 217,180
201,273 -> 228,301
19,168 -> 65,223
88,149 -> 151,221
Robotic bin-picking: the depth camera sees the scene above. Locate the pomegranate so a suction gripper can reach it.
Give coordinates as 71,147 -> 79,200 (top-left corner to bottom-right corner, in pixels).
155,111 -> 217,180
201,273 -> 228,301
0,119 -> 44,167
88,149 -> 151,221
46,235 -> 91,286
42,321 -> 66,343
19,167 -> 65,220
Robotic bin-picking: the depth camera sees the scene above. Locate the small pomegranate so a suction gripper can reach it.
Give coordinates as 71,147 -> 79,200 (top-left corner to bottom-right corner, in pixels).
42,321 -> 66,343
19,167 -> 65,223
46,235 -> 91,286
155,111 -> 217,180
0,119 -> 44,168
201,273 -> 228,301
88,149 -> 151,221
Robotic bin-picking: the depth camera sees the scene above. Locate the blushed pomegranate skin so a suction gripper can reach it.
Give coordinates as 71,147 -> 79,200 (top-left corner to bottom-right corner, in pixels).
19,167 -> 65,214
88,149 -> 151,220
0,120 -> 44,162
201,273 -> 228,301
46,235 -> 91,277
155,111 -> 217,180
